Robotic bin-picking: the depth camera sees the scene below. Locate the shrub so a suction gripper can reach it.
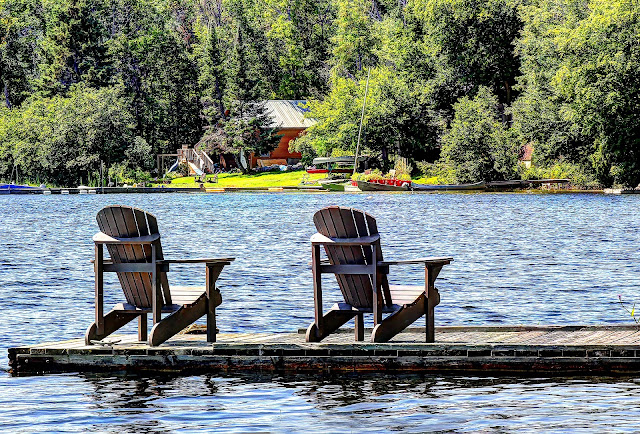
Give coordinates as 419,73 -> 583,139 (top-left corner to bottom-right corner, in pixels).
441,87 -> 519,183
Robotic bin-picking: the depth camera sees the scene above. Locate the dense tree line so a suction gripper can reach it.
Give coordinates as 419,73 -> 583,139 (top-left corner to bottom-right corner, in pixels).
1,0 -> 639,186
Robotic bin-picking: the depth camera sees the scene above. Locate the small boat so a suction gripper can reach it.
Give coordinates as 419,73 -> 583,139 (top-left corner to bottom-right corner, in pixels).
306,156 -> 367,174
318,178 -> 349,191
0,183 -> 40,190
0,184 -> 44,194
356,180 -> 411,192
412,181 -> 486,191
486,179 -> 571,189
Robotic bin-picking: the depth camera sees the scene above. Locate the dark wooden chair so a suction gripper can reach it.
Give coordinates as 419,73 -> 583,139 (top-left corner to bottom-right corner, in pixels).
85,205 -> 234,346
306,206 -> 452,343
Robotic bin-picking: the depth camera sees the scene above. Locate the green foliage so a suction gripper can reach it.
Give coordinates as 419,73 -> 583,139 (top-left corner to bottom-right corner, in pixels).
514,0 -> 640,187
1,0 -> 640,188
0,0 -> 43,108
520,160 -> 599,188
0,85 -> 134,185
108,161 -> 152,186
293,65 -> 441,168
410,0 -> 523,107
125,136 -> 154,171
441,87 -> 519,183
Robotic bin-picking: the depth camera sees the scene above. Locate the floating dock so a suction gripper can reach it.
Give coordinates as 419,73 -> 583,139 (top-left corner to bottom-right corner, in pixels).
9,325 -> 640,376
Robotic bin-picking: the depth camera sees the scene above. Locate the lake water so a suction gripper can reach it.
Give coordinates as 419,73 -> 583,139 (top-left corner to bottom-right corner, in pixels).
1,192 -> 640,431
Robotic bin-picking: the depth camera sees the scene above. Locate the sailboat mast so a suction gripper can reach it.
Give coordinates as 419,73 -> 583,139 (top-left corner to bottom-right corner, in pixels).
353,68 -> 371,176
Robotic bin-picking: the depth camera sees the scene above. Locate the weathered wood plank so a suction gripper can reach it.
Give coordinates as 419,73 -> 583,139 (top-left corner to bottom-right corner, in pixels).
14,326 -> 640,376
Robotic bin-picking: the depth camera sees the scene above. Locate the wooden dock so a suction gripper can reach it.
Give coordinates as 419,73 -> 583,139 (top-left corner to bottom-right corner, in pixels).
9,325 -> 640,376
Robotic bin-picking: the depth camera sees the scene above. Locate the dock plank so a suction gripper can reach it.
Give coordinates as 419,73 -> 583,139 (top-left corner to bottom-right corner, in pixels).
9,325 -> 640,376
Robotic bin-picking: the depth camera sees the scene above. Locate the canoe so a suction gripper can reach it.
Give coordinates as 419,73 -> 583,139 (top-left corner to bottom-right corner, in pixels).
412,181 -> 486,191
318,178 -> 349,191
322,182 -> 349,192
486,179 -> 571,189
356,180 -> 411,192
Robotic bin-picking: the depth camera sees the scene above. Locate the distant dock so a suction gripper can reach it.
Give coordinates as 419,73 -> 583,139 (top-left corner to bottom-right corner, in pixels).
1,185 -> 324,194
9,325 -> 640,376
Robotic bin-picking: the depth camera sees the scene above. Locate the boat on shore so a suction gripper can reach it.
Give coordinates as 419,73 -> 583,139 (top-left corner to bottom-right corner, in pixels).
356,180 -> 485,192
356,180 -> 411,191
318,178 -> 349,191
356,179 -> 569,192
412,181 -> 486,192
0,184 -> 44,194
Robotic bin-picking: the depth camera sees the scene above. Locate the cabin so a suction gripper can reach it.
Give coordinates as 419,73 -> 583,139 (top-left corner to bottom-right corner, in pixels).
250,100 -> 316,169
520,143 -> 534,169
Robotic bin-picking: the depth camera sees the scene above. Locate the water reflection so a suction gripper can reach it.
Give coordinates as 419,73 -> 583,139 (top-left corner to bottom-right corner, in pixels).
4,372 -> 639,432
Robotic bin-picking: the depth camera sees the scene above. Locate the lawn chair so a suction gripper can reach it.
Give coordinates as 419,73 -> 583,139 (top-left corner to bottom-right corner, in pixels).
85,205 -> 234,346
307,206 -> 452,343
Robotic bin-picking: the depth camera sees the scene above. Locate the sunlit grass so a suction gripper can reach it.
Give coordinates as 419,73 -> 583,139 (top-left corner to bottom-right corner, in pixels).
166,170 -> 326,188
410,176 -> 439,185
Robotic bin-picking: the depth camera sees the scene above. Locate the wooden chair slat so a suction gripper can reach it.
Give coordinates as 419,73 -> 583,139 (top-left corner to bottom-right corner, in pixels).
143,208 -> 172,305
99,207 -> 140,306
133,208 -> 157,305
118,207 -> 152,307
338,207 -> 372,307
363,211 -> 393,305
315,208 -> 354,306
322,207 -> 361,307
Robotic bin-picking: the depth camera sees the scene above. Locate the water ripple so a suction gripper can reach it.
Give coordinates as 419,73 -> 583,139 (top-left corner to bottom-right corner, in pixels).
3,192 -> 640,430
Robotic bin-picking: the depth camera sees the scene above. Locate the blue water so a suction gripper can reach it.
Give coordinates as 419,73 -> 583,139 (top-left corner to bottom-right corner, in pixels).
2,192 -> 640,431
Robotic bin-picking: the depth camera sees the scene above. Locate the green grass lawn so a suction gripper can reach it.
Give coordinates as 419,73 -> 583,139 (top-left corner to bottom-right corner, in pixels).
164,171 -> 444,188
165,170 -> 327,188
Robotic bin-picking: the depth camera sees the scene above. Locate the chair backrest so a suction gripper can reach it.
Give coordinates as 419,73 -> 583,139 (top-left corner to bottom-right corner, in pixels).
96,205 -> 170,308
313,206 -> 390,308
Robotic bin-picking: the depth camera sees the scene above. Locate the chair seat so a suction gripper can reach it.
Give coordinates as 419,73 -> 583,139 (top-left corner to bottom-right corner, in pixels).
388,285 -> 428,305
169,286 -> 207,306
332,285 -> 428,313
113,286 -> 206,313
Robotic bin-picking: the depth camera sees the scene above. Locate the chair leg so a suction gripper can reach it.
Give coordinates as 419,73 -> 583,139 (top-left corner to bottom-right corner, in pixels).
138,313 -> 147,342
149,294 -> 207,346
371,294 -> 427,343
355,313 -> 364,341
85,309 -> 140,345
306,309 -> 357,342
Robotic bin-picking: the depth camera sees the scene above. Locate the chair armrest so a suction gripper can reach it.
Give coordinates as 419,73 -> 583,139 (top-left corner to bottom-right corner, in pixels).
311,233 -> 380,246
157,258 -> 235,265
379,257 -> 453,266
93,232 -> 160,245
90,259 -> 113,264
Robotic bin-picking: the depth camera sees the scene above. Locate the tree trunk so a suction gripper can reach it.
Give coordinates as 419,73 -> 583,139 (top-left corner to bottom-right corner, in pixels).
505,80 -> 511,104
233,153 -> 248,174
4,82 -> 11,109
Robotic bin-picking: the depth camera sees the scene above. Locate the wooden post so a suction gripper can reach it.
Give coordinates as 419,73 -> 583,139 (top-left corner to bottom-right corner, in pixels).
312,244 -> 323,338
138,313 -> 147,342
95,244 -> 104,336
355,313 -> 364,341
206,264 -> 217,343
151,244 -> 162,326
372,243 -> 381,325
424,265 -> 442,343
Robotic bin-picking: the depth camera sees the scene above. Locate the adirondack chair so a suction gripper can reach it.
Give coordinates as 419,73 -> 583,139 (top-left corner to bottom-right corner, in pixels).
307,206 -> 452,343
85,205 -> 234,346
